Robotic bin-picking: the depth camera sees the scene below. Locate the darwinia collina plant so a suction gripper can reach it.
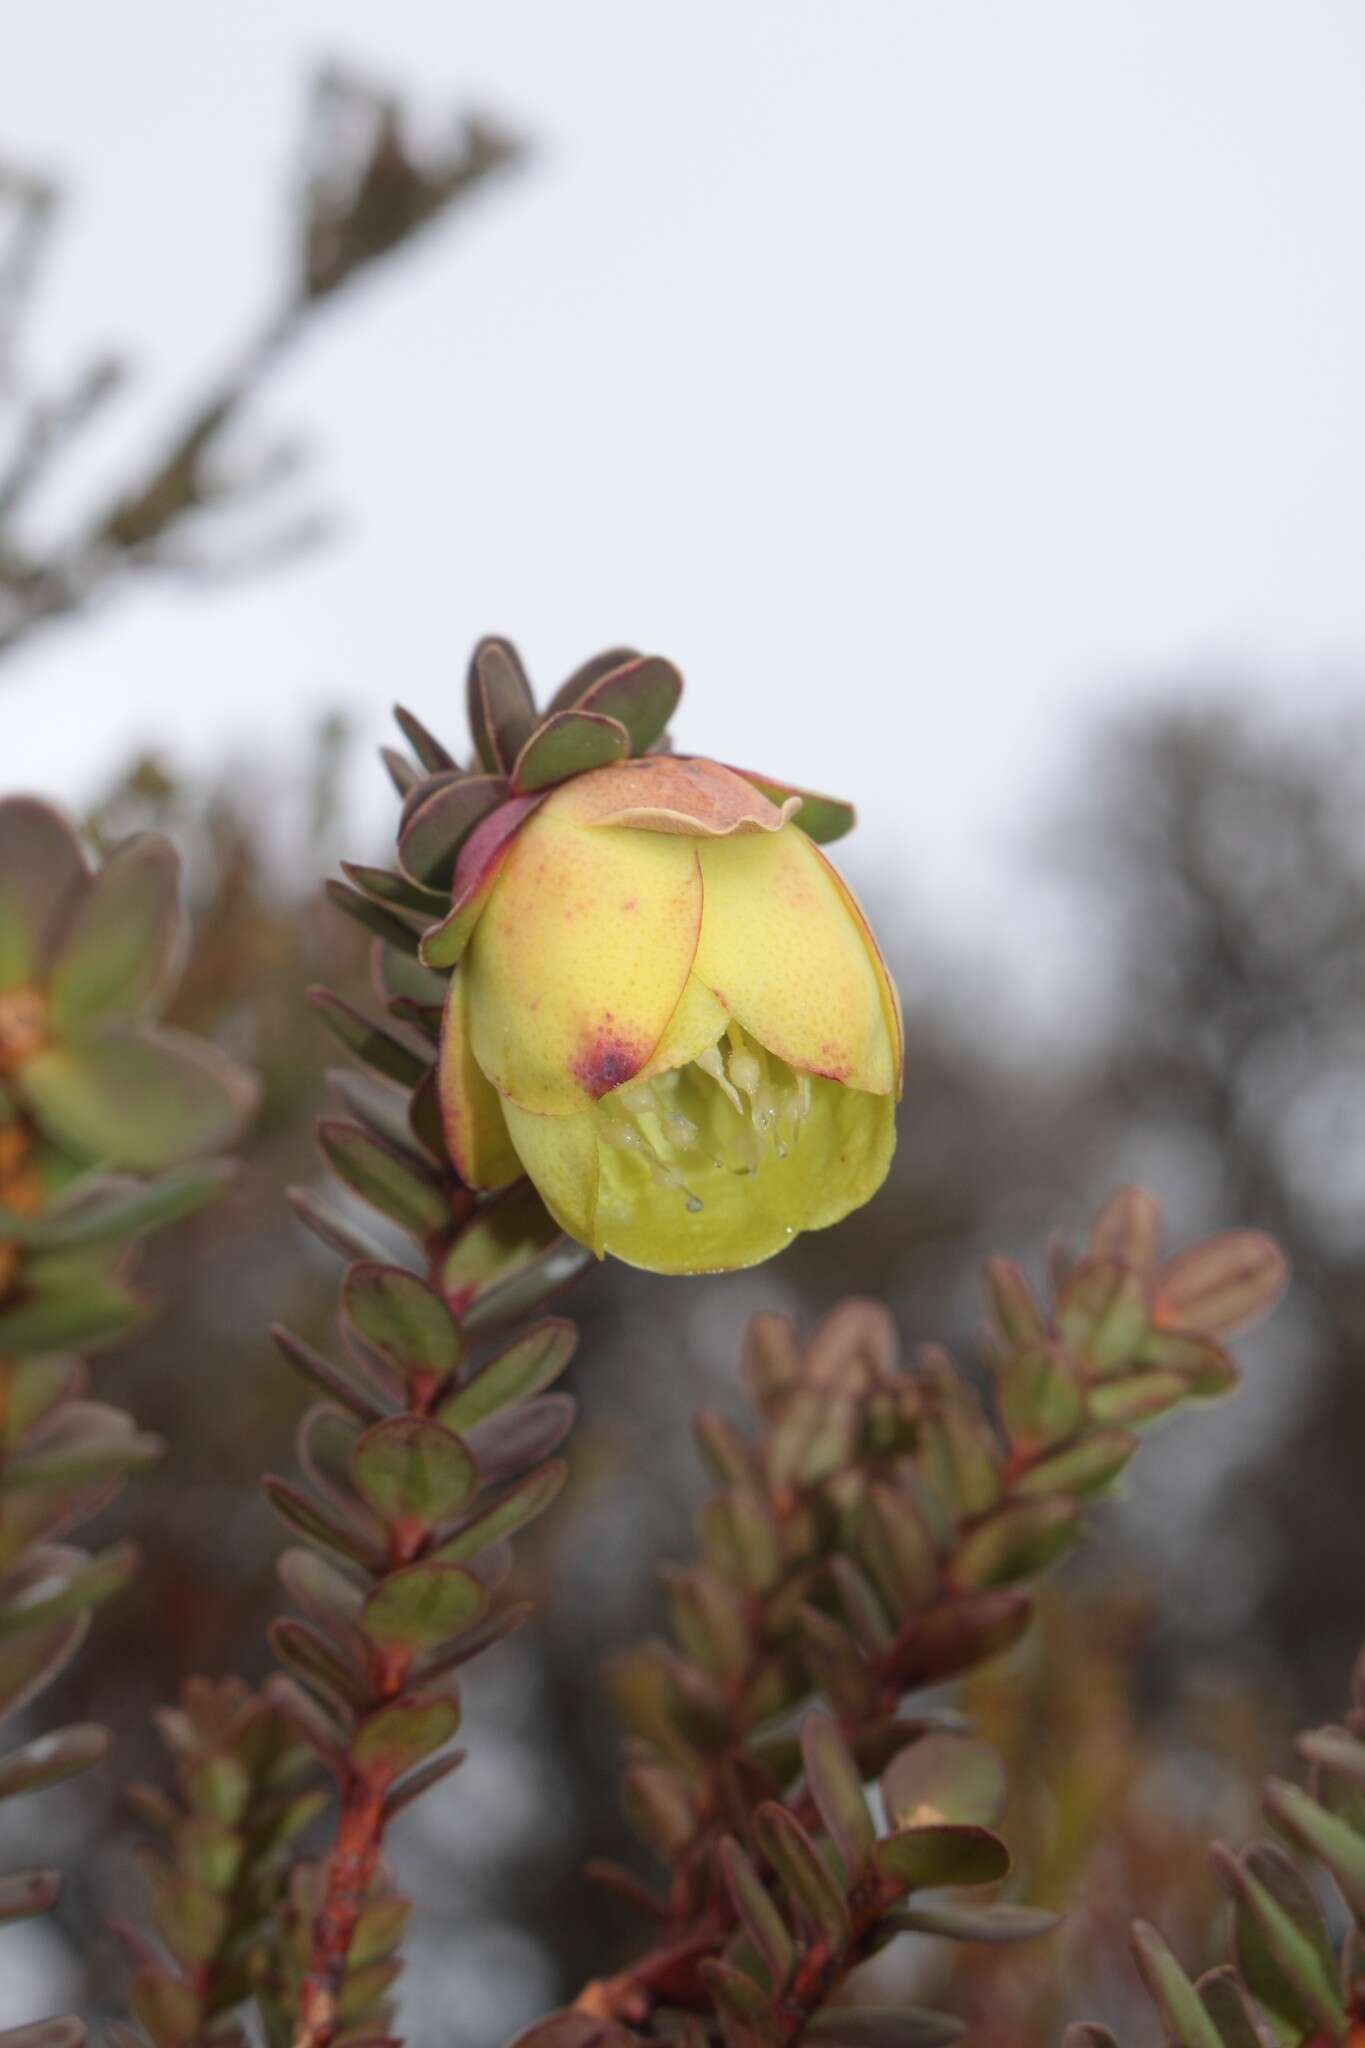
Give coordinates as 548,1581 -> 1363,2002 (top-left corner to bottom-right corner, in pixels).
0,639 -> 1356,2048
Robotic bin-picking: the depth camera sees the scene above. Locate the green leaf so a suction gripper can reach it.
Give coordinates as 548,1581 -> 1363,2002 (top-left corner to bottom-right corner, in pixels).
719,1836 -> 794,1991
888,1899 -> 1059,1944
362,1561 -> 486,1651
0,1357 -> 78,1447
269,1617 -> 368,1711
952,1498 -> 1080,1589
876,1824 -> 1010,1891
261,1477 -> 386,1571
324,879 -> 422,958
1085,1373 -> 1190,1427
1218,1843 -> 1347,2040
1,1405 -> 161,1490
442,1179 -> 566,1321
1263,1775 -> 1365,1920
1055,1258 -> 1149,1375
1135,1330 -> 1239,1395
983,1257 -> 1046,1349
432,1461 -> 565,1564
435,1319 -> 577,1432
996,1342 -> 1084,1451
317,1121 -> 448,1239
310,987 -> 430,1090
153,1874 -> 228,1967
1130,1922 -> 1227,2048
351,1417 -> 477,1528
882,1732 -> 1007,1831
0,1260 -> 144,1355
511,710 -> 631,794
340,861 -> 448,919
1010,1431 -> 1138,1499
701,1488 -> 782,1594
857,1483 -> 940,1613
468,637 -> 538,775
350,1694 -> 461,1781
46,834 -> 179,1038
21,1027 -> 257,1171
753,1801 -> 850,1944
342,1264 -> 462,1383
0,797 -> 88,993
573,655 -> 683,755
11,1163 -> 233,1253
802,1710 -> 876,1877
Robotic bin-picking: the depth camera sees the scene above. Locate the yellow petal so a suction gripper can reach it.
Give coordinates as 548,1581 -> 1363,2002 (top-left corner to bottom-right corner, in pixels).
814,843 -> 904,1094
501,1097 -> 602,1252
591,1078 -> 896,1275
465,806 -> 702,1113
637,973 -> 730,1082
693,827 -> 895,1094
437,968 -> 522,1189
553,755 -> 798,837
420,795 -> 542,970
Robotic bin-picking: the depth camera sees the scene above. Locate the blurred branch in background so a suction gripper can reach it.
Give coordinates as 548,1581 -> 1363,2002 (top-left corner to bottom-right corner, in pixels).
0,66 -> 524,663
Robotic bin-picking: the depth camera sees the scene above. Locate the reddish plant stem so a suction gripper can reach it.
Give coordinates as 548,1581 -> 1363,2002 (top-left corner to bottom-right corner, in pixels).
292,1779 -> 388,2048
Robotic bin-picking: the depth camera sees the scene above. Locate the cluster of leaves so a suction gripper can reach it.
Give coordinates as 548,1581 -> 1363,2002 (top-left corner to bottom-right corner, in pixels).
0,797 -> 256,2044
0,68 -> 523,659
1110,1646 -> 1365,2048
103,670 -> 635,2047
508,1188 -> 1289,2048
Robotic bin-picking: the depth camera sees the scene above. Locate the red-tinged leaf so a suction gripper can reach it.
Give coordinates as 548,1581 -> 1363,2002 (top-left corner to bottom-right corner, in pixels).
1135,1329 -> 1239,1396
341,861 -> 447,921
317,1119 -> 448,1240
1154,1231 -> 1289,1337
752,1802 -> 850,1944
0,1722 -> 108,1799
309,987 -> 430,1090
271,1324 -> 388,1424
0,1866 -> 62,1923
1088,1185 -> 1162,1267
952,1498 -> 1080,1589
433,1461 -> 567,1565
261,1477 -> 386,1571
802,1710 -> 875,1876
983,1257 -> 1046,1350
574,655 -> 683,756
886,1590 -> 1034,1688
400,774 -> 509,889
0,1613 -> 87,1723
0,2019 -> 88,2048
392,703 -> 456,773
434,1318 -> 577,1433
468,637 -> 538,775
506,2015 -> 639,2048
889,1899 -> 1060,1944
462,1392 -> 576,1485
324,879 -> 422,958
719,1836 -> 794,1990
547,646 -> 642,715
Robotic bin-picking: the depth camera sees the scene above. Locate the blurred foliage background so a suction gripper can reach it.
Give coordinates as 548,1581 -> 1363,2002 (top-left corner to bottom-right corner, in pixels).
4,50 -> 1364,2048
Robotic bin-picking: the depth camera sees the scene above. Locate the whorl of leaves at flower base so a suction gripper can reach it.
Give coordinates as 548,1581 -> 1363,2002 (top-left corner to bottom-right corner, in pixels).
1084,1642 -> 1365,2048
0,796 -> 257,2045
507,1185 -> 1288,2048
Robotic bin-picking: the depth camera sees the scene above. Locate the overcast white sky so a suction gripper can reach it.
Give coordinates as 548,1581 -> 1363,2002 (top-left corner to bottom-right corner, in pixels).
4,0 -> 1365,1008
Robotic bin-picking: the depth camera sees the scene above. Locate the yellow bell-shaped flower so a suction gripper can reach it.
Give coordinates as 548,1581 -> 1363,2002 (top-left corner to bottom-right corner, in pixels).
428,756 -> 902,1275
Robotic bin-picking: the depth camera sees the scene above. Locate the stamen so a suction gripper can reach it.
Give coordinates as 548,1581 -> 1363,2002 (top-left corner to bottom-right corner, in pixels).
697,1044 -> 742,1112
